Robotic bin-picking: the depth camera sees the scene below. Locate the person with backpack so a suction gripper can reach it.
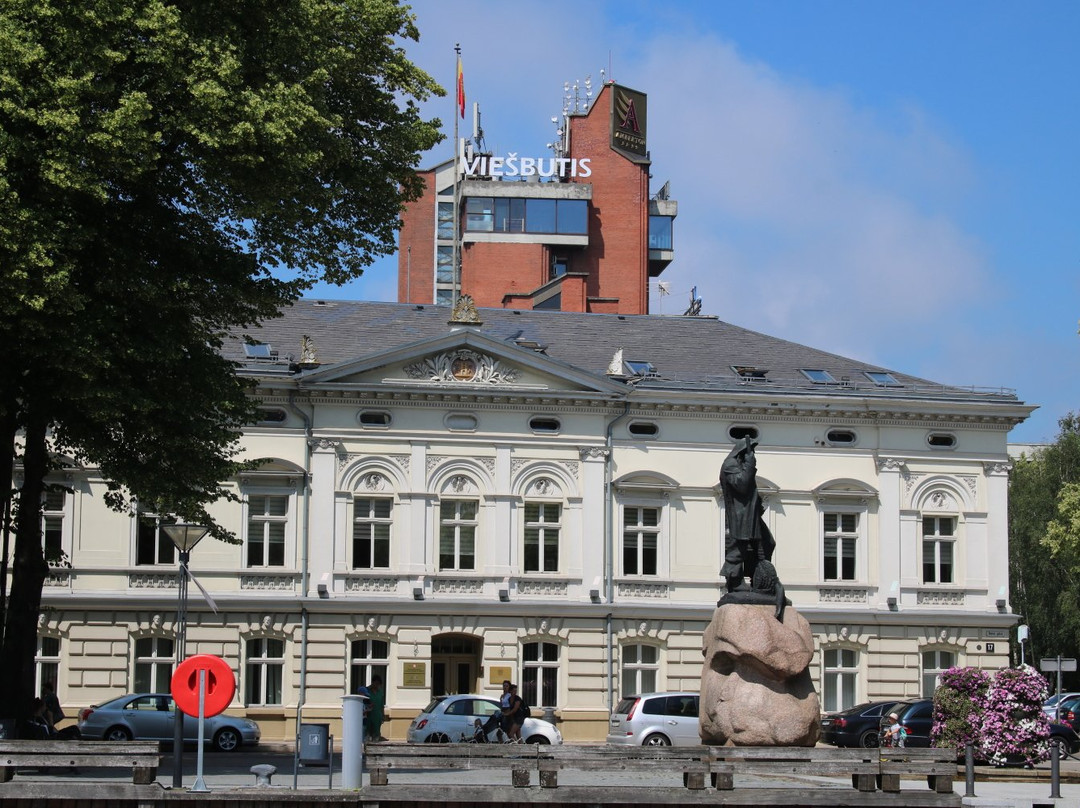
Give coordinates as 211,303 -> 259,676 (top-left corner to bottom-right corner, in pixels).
503,683 -> 524,742
882,711 -> 907,748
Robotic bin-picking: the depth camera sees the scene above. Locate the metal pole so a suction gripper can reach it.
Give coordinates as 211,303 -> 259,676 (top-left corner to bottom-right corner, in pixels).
191,668 -> 209,792
171,550 -> 189,788
1057,655 -> 1063,721
964,744 -> 976,797
1050,737 -> 1062,799
341,694 -> 367,789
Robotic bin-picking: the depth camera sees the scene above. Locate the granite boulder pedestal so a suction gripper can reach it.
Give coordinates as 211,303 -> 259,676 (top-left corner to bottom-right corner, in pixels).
700,596 -> 821,747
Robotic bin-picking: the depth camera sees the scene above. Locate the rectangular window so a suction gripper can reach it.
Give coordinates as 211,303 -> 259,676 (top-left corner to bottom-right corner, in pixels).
621,644 -> 659,697
437,202 -> 454,239
436,245 -> 454,285
922,517 -> 955,583
555,199 -> 588,234
136,514 -> 176,566
247,495 -> 288,568
648,215 -> 673,250
353,498 -> 392,569
524,198 -> 556,233
245,638 -> 284,706
36,636 -> 61,696
349,639 -> 389,695
822,648 -> 858,712
465,197 -> 494,232
823,513 -> 858,581
42,489 -> 65,560
134,636 -> 175,693
439,500 -> 477,571
522,641 -> 559,708
623,506 -> 659,576
523,502 -> 560,573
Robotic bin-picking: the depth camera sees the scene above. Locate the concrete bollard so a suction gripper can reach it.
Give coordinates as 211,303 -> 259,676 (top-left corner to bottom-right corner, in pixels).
250,763 -> 277,786
342,693 -> 368,789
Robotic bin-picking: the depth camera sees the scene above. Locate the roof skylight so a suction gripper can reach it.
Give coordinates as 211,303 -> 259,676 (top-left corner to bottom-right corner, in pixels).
625,360 -> 658,377
864,371 -> 901,387
800,369 -> 836,384
244,343 -> 273,359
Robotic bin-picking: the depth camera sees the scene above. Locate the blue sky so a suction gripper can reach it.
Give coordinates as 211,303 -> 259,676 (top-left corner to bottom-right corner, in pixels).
305,0 -> 1079,444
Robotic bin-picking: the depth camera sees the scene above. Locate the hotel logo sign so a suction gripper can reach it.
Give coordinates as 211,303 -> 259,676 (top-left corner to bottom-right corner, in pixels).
610,85 -> 647,158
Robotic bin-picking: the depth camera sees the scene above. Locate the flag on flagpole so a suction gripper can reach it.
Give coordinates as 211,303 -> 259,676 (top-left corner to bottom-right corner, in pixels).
456,56 -> 465,119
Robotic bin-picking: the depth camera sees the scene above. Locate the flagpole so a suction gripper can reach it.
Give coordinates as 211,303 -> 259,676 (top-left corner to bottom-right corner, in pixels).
452,44 -> 461,305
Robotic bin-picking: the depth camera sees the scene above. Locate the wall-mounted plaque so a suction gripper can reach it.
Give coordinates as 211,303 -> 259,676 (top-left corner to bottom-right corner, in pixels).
402,662 -> 426,688
488,665 -> 513,686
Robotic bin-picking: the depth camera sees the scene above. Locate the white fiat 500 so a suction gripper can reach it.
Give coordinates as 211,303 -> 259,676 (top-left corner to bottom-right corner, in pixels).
406,694 -> 562,744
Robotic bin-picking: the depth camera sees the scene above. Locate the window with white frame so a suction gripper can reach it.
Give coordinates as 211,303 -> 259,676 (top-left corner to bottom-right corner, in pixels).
921,649 -> 955,696
522,641 -> 559,708
245,638 -> 284,705
135,512 -> 176,566
246,494 -> 288,567
524,502 -> 560,573
823,512 -> 858,581
622,506 -> 659,576
822,648 -> 858,712
621,644 -> 659,697
353,498 -> 392,569
439,499 -> 477,571
134,636 -> 175,693
36,635 -> 61,695
349,638 -> 389,695
922,516 -> 955,583
41,488 -> 65,562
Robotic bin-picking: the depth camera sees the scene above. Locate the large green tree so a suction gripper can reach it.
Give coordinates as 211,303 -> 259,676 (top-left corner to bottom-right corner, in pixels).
1009,413 -> 1080,687
0,0 -> 441,721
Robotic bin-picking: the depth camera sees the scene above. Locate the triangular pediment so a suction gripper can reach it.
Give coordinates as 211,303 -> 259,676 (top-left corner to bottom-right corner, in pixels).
296,330 -> 626,395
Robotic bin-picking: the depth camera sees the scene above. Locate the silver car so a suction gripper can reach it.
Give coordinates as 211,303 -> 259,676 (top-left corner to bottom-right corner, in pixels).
406,694 -> 562,744
77,693 -> 260,752
606,692 -> 701,746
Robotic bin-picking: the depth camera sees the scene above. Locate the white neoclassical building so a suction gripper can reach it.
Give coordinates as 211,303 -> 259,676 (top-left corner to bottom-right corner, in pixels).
30,300 -> 1032,741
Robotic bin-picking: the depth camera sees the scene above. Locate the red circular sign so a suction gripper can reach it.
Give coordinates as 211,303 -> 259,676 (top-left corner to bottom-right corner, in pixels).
170,654 -> 236,718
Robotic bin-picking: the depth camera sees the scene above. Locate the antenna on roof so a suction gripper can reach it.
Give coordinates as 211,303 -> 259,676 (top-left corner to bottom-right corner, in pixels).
683,286 -> 702,316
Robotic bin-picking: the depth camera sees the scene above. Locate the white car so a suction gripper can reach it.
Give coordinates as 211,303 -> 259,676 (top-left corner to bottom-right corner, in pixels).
1043,692 -> 1080,720
606,692 -> 701,746
406,694 -> 562,744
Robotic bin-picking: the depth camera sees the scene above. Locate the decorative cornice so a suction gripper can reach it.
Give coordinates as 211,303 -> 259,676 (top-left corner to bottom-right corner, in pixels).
982,461 -> 1012,477
404,349 -> 518,385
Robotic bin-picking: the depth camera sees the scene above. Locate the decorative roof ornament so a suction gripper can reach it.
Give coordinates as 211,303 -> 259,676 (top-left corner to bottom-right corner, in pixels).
449,295 -> 482,325
299,335 -> 319,366
606,348 -> 625,376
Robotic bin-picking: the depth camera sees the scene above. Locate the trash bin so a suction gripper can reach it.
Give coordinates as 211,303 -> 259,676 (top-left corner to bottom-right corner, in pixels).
541,707 -> 558,725
298,722 -> 330,766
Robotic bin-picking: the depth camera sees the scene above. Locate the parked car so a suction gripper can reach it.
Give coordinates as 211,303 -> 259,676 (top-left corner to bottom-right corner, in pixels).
885,697 -> 1080,756
1042,692 -> 1080,721
820,700 -> 898,748
77,693 -> 260,751
606,692 -> 701,747
406,694 -> 562,744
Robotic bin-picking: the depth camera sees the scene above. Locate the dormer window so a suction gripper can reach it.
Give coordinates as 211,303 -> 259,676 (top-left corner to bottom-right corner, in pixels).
732,366 -> 768,381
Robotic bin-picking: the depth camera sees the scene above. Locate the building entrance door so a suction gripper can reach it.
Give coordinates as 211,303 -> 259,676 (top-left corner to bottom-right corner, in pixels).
431,634 -> 481,696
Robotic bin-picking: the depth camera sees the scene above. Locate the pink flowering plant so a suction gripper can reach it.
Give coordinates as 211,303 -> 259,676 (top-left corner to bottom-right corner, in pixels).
931,664 -> 1050,766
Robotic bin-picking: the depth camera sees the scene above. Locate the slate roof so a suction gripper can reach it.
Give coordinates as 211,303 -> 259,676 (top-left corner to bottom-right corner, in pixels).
224,300 -> 1021,405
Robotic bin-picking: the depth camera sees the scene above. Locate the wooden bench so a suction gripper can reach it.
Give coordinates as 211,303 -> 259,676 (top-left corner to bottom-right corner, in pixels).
877,747 -> 957,793
366,743 -> 539,787
0,740 -> 161,784
364,742 -> 959,799
707,746 -> 880,791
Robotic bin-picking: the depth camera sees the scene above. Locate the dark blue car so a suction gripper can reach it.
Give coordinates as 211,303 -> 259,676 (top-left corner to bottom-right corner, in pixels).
820,700 -> 898,748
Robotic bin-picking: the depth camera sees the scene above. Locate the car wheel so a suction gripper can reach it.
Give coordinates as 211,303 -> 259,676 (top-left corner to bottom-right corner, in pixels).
642,733 -> 671,746
524,735 -> 550,744
213,727 -> 242,752
860,730 -> 880,748
105,726 -> 132,742
425,732 -> 450,743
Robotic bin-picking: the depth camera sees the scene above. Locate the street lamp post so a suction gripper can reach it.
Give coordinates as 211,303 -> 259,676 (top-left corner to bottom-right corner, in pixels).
163,523 -> 209,790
